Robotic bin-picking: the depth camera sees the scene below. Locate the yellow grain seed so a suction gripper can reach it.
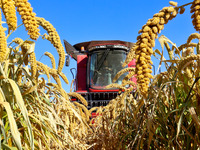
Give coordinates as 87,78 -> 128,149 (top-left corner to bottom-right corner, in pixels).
44,52 -> 56,69
146,20 -> 152,26
136,64 -> 142,69
141,64 -> 149,69
137,74 -> 144,79
148,64 -> 153,69
147,47 -> 153,54
150,39 -> 155,47
14,0 -> 39,40
194,0 -> 200,4
141,48 -> 147,53
166,6 -> 175,13
144,78 -> 150,82
170,9 -> 178,19
2,0 -> 17,31
149,31 -> 158,40
147,60 -> 153,65
147,41 -> 152,48
137,70 -> 143,75
68,92 -> 88,107
144,73 -> 153,79
169,1 -> 178,7
165,13 -> 171,20
150,17 -> 160,25
142,25 -> 152,32
195,5 -> 200,11
140,32 -> 151,40
191,11 -> 200,18
152,26 -> 158,34
153,12 -> 165,17
138,29 -> 142,34
144,68 -> 152,73
157,24 -> 164,32
160,17 -> 165,24
141,38 -> 149,44
140,43 -> 149,49
140,52 -> 146,57
139,56 -> 146,62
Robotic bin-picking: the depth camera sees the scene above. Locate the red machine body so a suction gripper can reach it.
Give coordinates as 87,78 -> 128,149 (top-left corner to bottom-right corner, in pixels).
64,40 -> 136,108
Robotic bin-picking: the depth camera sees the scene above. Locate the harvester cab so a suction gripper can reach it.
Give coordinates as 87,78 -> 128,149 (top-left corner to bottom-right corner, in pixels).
64,40 -> 136,108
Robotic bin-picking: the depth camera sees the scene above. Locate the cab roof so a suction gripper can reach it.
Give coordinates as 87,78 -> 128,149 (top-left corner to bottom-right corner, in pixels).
73,40 -> 134,51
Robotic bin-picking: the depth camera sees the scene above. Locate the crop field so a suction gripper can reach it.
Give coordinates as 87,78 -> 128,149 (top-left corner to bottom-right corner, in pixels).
0,0 -> 200,149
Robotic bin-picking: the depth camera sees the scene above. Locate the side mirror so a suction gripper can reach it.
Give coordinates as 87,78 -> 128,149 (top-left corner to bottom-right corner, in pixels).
65,55 -> 70,66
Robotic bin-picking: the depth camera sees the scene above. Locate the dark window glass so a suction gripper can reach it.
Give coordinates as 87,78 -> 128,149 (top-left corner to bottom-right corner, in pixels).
90,49 -> 127,89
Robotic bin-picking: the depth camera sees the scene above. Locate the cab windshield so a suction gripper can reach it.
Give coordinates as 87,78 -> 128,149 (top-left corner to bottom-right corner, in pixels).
90,49 -> 127,89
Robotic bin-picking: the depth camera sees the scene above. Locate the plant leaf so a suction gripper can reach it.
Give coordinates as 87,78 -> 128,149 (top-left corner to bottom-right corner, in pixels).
176,111 -> 184,139
1,143 -> 18,150
0,102 -> 22,150
7,79 -> 34,150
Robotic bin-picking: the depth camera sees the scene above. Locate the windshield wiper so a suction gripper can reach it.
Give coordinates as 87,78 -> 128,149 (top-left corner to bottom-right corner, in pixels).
96,49 -> 110,72
93,49 -> 110,81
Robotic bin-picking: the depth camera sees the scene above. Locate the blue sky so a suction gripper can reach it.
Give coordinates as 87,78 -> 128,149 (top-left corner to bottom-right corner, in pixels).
6,0 -> 196,92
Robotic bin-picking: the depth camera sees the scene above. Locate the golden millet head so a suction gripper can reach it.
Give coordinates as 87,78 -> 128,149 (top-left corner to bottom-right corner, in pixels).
2,0 -> 17,31
190,0 -> 200,32
14,0 -> 40,40
21,42 -> 30,65
124,4 -> 180,96
0,10 -> 7,63
29,52 -> 37,81
36,17 -> 65,73
0,26 -> 7,63
44,51 -> 56,69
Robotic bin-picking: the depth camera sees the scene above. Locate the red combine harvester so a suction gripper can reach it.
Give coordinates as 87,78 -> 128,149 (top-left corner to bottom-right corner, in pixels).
64,40 -> 136,109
